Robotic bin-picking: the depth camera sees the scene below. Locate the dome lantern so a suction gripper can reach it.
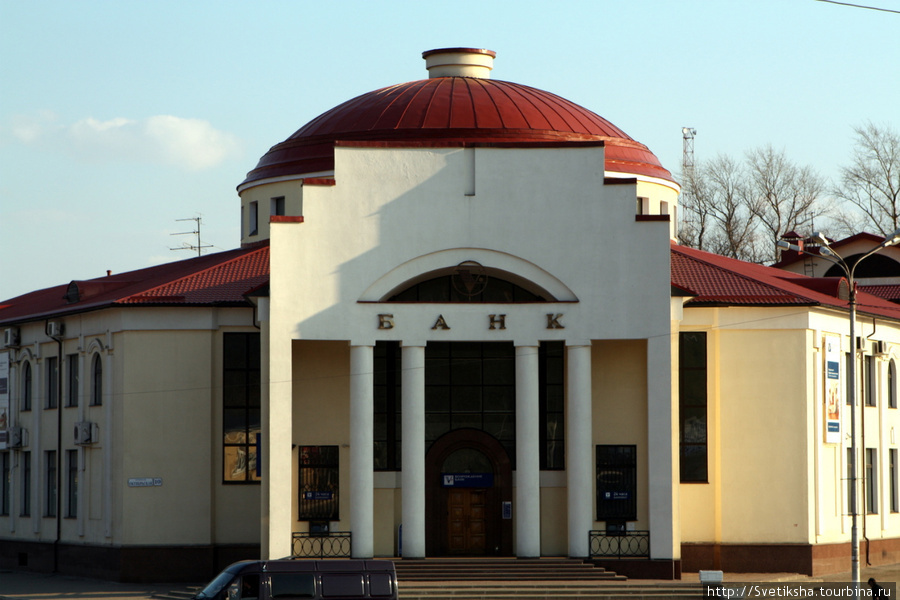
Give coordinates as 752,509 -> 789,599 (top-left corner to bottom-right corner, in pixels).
422,47 -> 496,79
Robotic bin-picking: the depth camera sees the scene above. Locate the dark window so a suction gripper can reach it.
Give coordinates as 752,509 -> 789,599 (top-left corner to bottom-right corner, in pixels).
679,332 -> 707,482
1,452 -> 9,516
891,448 -> 898,513
21,451 -> 30,517
425,342 -> 516,466
322,574 -> 364,598
239,574 -> 261,599
866,448 -> 878,514
596,445 -> 637,524
272,196 -> 286,216
45,450 -> 57,517
249,201 -> 259,236
890,360 -> 897,409
90,354 -> 103,406
46,356 -> 58,409
374,342 -> 402,471
66,450 -> 77,518
389,275 -> 546,303
298,445 -> 339,520
865,355 -> 876,407
66,354 -> 78,408
22,361 -> 32,411
223,333 -> 261,483
539,342 -> 565,470
270,573 -> 314,598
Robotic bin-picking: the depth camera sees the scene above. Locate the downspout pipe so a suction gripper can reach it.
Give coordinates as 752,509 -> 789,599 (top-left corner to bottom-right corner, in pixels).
47,322 -> 64,573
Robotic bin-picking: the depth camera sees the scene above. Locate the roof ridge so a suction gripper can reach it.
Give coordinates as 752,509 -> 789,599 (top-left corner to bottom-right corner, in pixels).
671,245 -> 818,302
119,245 -> 269,302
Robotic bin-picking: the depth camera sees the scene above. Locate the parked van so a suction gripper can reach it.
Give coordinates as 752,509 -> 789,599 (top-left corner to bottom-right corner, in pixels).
192,559 -> 398,600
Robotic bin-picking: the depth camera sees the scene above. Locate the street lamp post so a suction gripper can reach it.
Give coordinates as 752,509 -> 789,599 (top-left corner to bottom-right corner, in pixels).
777,228 -> 900,588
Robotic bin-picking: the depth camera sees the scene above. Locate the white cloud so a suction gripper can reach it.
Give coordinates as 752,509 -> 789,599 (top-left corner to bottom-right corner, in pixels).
9,113 -> 241,171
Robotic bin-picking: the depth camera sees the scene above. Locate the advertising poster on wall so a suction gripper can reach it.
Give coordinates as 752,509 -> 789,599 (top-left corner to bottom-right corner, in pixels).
824,334 -> 841,444
0,352 -> 9,448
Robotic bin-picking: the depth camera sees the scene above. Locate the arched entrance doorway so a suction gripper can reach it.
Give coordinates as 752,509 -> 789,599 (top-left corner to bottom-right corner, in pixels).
425,429 -> 513,556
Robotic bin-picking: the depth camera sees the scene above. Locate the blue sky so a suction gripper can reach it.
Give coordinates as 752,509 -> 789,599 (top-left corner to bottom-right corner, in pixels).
1,0 -> 898,300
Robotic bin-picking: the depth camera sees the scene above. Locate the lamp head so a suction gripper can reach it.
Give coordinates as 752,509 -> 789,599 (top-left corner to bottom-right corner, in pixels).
883,227 -> 900,247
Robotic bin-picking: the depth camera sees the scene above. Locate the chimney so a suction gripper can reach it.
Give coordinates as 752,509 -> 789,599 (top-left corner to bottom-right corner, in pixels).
422,47 -> 496,79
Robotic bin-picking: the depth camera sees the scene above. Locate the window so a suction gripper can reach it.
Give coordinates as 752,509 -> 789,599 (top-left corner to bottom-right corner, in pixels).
249,201 -> 259,236
298,445 -> 339,520
223,333 -> 261,483
540,342 -> 565,470
1,452 -> 9,516
45,451 -> 57,517
890,360 -> 897,409
865,355 -> 876,407
847,448 -> 854,514
21,361 -> 32,411
90,354 -> 102,406
425,342 -> 517,466
66,450 -> 77,518
679,332 -> 708,482
46,356 -> 58,409
596,445 -> 637,526
66,354 -> 78,407
374,342 -> 401,471
891,449 -> 898,513
866,448 -> 878,514
21,451 -> 30,517
271,196 -> 285,217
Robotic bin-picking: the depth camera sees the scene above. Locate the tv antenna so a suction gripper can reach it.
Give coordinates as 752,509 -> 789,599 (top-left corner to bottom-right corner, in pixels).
170,216 -> 213,257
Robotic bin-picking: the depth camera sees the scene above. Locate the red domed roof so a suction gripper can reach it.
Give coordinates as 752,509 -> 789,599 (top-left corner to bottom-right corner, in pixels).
241,76 -> 674,187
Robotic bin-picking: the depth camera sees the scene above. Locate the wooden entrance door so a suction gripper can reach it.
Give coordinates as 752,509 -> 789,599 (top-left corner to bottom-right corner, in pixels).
447,488 -> 487,554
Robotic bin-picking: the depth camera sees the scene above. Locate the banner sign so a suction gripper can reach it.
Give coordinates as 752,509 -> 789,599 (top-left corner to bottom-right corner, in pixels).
0,353 -> 9,449
824,334 -> 841,444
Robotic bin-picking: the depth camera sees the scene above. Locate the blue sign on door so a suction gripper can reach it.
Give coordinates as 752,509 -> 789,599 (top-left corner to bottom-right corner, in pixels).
442,473 -> 494,488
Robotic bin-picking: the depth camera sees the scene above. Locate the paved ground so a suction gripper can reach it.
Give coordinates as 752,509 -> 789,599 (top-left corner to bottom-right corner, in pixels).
1,564 -> 899,600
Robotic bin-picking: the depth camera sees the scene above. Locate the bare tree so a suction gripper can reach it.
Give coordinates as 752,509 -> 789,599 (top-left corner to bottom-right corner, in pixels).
835,122 -> 900,235
696,154 -> 763,261
744,145 -> 827,261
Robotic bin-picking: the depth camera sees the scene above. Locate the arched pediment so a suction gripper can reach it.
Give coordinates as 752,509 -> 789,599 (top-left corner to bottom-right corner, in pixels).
359,248 -> 577,302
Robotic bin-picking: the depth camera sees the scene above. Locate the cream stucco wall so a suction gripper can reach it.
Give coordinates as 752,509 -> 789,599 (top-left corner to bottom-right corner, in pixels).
0,307 -> 261,550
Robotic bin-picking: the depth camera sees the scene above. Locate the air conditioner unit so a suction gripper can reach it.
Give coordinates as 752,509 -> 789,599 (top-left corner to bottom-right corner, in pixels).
74,421 -> 97,446
5,427 -> 27,449
876,340 -> 889,356
856,337 -> 867,352
3,327 -> 19,347
47,321 -> 64,338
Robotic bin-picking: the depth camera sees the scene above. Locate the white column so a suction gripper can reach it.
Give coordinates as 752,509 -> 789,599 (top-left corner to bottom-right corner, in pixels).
566,343 -> 593,558
350,344 -> 375,559
515,344 -> 541,558
262,299 -> 294,559
647,333 -> 679,560
401,344 -> 426,558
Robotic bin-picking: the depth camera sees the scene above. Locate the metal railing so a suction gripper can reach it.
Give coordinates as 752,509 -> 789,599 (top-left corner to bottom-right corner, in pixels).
291,531 -> 352,558
588,530 -> 650,558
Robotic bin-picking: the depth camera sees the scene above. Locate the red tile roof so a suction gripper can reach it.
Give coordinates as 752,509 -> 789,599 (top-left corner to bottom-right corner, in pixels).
0,244 -> 269,325
5,240 -> 900,327
672,243 -> 900,320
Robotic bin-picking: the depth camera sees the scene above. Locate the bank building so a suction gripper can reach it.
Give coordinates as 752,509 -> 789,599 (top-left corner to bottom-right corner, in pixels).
2,48 -> 900,581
